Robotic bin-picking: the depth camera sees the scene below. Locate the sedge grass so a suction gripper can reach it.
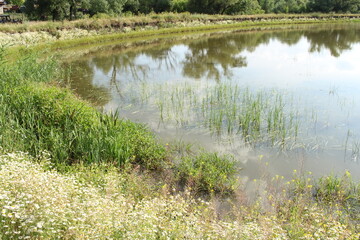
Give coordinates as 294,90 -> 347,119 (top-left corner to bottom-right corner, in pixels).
129,81 -> 301,149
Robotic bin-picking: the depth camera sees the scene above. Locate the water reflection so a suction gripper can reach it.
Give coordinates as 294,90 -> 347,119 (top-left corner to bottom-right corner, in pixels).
305,26 -> 360,57
182,36 -> 247,81
63,61 -> 110,106
65,23 -> 360,179
68,24 -> 360,98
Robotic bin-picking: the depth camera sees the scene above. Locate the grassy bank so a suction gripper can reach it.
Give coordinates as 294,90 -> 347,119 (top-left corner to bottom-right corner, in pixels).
1,12 -> 360,53
1,13 -> 360,34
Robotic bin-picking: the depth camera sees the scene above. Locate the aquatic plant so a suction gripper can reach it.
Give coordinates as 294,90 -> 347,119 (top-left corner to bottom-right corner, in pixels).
129,81 -> 301,149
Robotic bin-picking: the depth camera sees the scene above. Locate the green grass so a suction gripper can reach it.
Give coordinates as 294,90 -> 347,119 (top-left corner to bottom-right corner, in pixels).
132,81 -> 300,149
0,48 -> 167,171
177,152 -> 237,193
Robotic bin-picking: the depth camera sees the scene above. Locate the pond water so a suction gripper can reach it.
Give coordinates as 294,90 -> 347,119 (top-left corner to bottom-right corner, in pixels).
65,23 -> 360,184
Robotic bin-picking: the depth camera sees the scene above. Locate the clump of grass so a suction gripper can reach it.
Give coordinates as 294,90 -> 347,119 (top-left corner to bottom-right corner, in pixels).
2,82 -> 166,170
177,152 -> 237,194
250,170 -> 360,238
315,172 -> 360,206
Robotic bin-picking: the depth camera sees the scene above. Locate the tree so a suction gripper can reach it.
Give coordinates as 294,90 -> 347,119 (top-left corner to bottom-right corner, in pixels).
24,0 -> 91,20
188,0 -> 242,14
89,0 -> 109,14
226,0 -> 264,14
107,0 -> 127,15
7,0 -> 25,6
123,0 -> 140,13
258,0 -> 275,12
50,0 -> 69,20
170,0 -> 188,12
24,0 -> 52,20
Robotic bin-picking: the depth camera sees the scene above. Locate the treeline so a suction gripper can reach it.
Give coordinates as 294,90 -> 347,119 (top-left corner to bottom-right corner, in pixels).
21,0 -> 360,20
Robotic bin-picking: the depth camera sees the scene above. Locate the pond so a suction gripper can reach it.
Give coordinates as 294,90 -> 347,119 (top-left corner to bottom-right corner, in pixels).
65,22 -> 360,185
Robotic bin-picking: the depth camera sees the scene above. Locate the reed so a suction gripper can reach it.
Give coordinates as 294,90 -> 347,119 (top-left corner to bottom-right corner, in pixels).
135,81 -> 301,149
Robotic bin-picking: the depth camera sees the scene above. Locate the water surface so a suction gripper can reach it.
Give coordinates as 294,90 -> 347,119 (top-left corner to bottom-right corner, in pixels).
66,23 -> 360,184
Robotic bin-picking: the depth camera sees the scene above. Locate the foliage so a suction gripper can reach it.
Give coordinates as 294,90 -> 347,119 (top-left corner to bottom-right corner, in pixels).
309,0 -> 360,13
170,0 -> 189,12
7,0 -> 25,5
226,0 -> 264,14
22,0 -> 360,20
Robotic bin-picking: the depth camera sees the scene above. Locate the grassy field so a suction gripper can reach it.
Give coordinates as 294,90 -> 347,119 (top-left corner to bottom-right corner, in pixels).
1,15 -> 360,238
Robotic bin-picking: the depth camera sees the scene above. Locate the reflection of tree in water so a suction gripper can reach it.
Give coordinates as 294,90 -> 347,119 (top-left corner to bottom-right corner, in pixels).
304,27 -> 360,57
64,61 -> 110,106
182,36 -> 248,81
144,48 -> 178,71
92,52 -> 148,82
69,24 -> 360,102
180,26 -> 360,81
180,30 -> 303,81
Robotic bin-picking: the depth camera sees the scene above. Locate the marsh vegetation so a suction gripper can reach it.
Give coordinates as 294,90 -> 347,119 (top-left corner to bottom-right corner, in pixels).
1,19 -> 360,239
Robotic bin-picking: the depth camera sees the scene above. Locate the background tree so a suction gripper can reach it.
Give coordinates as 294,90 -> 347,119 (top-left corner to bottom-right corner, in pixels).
7,0 -> 25,5
258,0 -> 275,13
226,0 -> 264,14
188,0 -> 240,14
88,0 -> 109,15
123,0 -> 140,13
170,0 -> 188,12
50,0 -> 69,20
107,0 -> 127,15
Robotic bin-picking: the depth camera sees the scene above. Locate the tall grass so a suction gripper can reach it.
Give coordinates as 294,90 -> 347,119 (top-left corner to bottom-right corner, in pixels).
127,81 -> 300,149
0,48 -> 167,170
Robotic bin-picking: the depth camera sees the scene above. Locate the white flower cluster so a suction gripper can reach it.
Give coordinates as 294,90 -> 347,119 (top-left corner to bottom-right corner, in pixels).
0,29 -> 98,47
0,152 -> 358,239
0,31 -> 55,47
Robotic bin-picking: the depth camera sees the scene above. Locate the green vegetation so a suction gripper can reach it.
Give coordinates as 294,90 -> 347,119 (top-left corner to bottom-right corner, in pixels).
0,151 -> 359,239
177,152 -> 237,193
1,14 -> 360,238
126,81 -> 300,149
21,0 -> 360,21
0,51 -> 167,170
0,47 -> 236,191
